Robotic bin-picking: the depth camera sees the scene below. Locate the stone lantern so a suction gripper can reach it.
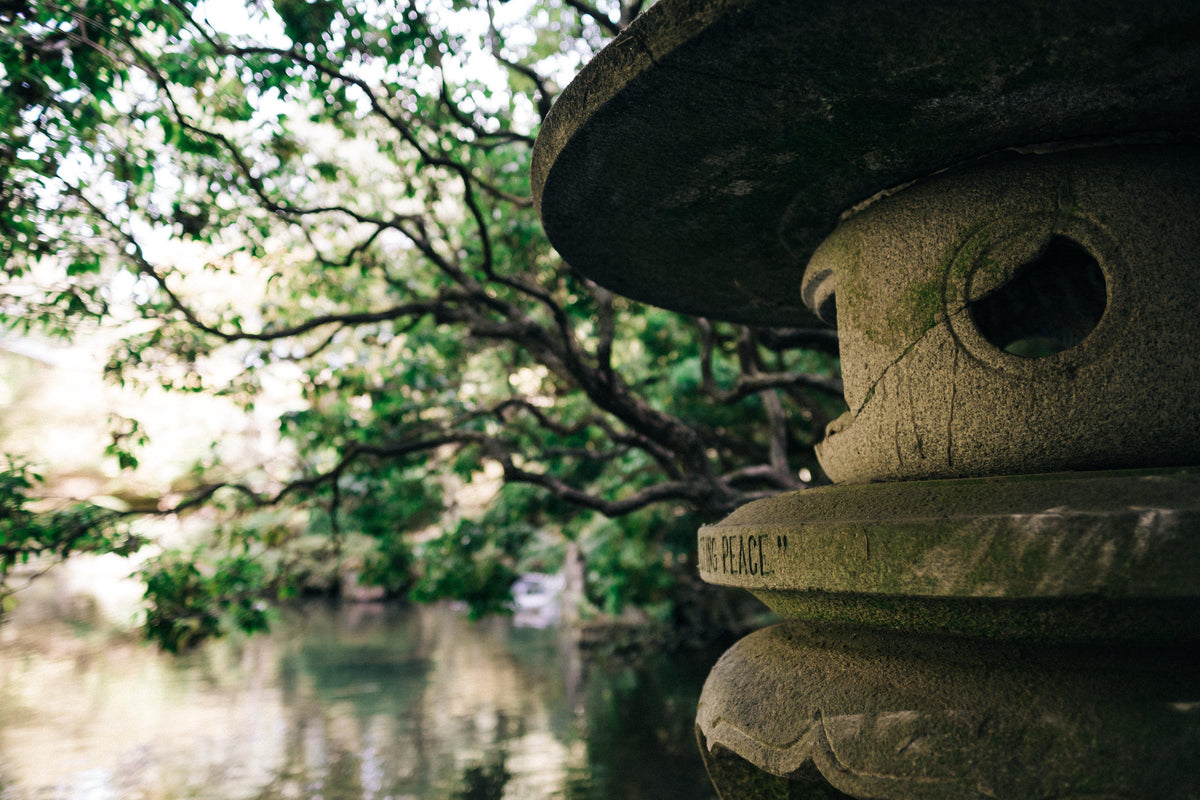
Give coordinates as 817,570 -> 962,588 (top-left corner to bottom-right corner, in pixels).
532,0 -> 1200,796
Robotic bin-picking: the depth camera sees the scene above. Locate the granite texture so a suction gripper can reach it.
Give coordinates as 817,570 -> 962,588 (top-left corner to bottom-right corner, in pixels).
696,622 -> 1200,798
809,146 -> 1200,483
698,468 -> 1200,640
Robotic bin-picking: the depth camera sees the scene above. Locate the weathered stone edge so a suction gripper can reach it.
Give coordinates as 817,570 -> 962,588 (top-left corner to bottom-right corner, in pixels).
530,0 -> 745,216
699,469 -> 1200,598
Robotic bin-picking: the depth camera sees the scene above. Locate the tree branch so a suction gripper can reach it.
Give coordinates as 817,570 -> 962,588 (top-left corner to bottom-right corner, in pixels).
494,455 -> 697,516
757,325 -> 840,357
562,0 -> 622,36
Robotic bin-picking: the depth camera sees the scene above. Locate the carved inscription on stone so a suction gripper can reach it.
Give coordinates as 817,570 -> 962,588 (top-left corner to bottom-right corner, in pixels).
699,533 -> 789,578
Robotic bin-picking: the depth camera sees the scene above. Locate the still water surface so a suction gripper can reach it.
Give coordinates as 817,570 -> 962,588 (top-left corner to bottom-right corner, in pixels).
0,599 -> 721,799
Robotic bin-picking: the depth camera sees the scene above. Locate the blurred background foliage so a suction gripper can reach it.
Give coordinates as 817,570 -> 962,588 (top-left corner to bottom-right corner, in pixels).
0,0 -> 843,649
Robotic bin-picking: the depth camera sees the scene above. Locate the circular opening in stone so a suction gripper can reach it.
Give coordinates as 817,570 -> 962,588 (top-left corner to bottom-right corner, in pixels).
967,235 -> 1107,358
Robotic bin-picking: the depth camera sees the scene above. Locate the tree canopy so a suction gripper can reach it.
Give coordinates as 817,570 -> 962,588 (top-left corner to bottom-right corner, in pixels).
0,0 -> 842,648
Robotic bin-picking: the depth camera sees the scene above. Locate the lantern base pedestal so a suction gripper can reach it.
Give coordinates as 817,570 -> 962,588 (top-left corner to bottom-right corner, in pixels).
696,622 -> 1200,799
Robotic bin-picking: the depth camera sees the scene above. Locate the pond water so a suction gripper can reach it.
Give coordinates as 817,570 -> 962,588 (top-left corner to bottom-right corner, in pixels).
0,598 -> 722,799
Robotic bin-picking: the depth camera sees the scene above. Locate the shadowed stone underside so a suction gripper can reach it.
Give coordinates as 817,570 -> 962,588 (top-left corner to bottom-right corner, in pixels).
532,0 -> 1200,325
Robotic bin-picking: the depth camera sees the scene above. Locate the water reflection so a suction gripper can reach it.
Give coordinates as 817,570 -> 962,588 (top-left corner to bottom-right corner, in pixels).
0,600 -> 719,799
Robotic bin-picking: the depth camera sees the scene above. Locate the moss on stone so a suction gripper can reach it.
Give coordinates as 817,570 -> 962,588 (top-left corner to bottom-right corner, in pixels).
699,469 -> 1200,641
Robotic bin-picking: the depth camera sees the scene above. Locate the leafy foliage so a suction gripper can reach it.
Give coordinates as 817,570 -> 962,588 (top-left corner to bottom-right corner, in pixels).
0,456 -> 141,595
412,520 -> 526,618
140,547 -> 271,652
0,0 -> 844,647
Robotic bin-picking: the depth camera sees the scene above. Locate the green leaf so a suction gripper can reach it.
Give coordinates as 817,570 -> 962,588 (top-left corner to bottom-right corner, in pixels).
66,255 -> 101,276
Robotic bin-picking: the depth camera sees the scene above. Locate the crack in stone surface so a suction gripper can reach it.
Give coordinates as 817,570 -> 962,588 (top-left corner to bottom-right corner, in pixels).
624,25 -> 659,66
851,324 -> 936,417
850,304 -> 971,419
